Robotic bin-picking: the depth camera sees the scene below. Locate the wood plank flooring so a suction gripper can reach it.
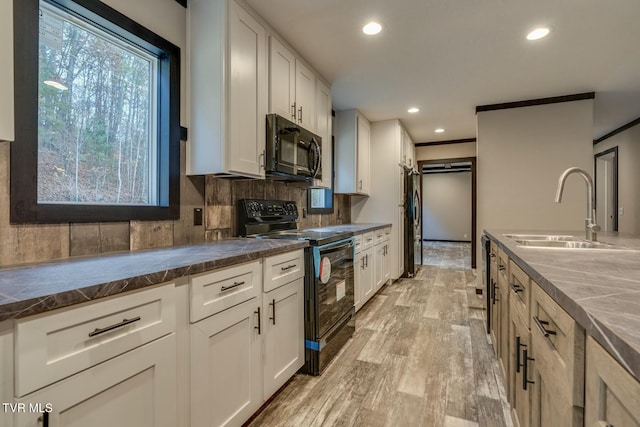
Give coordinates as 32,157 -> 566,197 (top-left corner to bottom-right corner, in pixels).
247,242 -> 512,427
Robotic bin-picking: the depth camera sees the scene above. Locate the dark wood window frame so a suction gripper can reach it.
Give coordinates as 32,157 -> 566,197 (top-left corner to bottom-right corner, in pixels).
11,0 -> 181,223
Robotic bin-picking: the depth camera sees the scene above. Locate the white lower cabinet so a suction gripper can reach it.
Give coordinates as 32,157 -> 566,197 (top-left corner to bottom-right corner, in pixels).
262,278 -> 305,398
374,242 -> 384,292
14,334 -> 177,427
355,246 -> 374,312
190,297 -> 263,427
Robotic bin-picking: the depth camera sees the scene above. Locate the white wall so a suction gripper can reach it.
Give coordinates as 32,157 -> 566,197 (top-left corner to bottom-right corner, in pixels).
594,124 -> 640,234
422,171 -> 472,241
477,99 -> 594,266
415,142 -> 476,161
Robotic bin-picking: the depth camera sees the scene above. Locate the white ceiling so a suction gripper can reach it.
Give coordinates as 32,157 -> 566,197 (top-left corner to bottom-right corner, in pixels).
245,0 -> 640,143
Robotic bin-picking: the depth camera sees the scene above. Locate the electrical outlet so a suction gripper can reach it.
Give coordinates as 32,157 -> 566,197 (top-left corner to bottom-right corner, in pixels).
302,208 -> 307,218
193,208 -> 203,226
464,233 -> 468,239
619,207 -> 624,216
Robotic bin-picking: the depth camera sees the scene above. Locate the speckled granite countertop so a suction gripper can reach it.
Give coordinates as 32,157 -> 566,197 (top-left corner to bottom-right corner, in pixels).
485,230 -> 640,381
0,239 -> 307,321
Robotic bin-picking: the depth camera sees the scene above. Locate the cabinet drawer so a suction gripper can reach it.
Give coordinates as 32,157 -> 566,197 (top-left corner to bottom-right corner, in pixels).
15,283 -> 176,397
354,234 -> 363,252
384,227 -> 391,241
530,282 -> 585,408
264,250 -> 304,292
191,260 -> 262,322
375,229 -> 386,244
509,260 -> 531,323
362,231 -> 375,249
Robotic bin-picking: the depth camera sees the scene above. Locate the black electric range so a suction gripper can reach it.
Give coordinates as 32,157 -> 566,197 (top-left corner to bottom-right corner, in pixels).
238,199 -> 355,375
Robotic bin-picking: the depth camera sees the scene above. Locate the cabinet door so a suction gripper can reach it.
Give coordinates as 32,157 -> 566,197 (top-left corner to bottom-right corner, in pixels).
354,250 -> 363,311
295,61 -> 316,131
361,248 -> 374,304
509,309 -> 531,427
268,37 -> 295,120
530,283 -> 585,427
585,337 -> 640,427
374,243 -> 384,291
191,298 -> 262,427
228,1 -> 267,178
498,257 -> 511,391
357,113 -> 371,195
0,0 -> 13,141
314,80 -> 332,188
263,278 -> 304,398
14,334 -> 177,427
489,276 -> 501,354
382,242 -> 391,284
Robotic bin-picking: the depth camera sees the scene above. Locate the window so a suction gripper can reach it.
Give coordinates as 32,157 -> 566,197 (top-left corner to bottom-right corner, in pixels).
307,137 -> 334,215
11,0 -> 180,223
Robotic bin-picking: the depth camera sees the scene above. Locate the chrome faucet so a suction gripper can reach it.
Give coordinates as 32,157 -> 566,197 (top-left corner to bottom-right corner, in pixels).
555,167 -> 600,241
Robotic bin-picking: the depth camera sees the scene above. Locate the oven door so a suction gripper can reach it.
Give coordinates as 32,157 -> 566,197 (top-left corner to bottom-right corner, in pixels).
311,238 -> 355,338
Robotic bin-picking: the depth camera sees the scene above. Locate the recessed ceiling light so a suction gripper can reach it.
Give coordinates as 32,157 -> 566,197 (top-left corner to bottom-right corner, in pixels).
435,128 -> 445,133
527,27 -> 550,41
408,107 -> 420,113
362,21 -> 382,36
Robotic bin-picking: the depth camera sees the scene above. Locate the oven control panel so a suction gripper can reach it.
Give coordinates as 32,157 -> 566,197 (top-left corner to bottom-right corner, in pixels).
237,199 -> 299,236
241,200 -> 298,218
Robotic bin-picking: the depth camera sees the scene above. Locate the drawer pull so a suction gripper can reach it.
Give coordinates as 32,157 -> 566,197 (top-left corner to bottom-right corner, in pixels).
88,316 -> 141,337
522,348 -> 535,391
270,299 -> 276,325
490,253 -> 496,258
534,316 -> 557,337
510,283 -> 523,293
255,307 -> 261,335
498,264 -> 505,271
37,411 -> 49,427
280,264 -> 297,272
515,335 -> 527,373
220,281 -> 245,292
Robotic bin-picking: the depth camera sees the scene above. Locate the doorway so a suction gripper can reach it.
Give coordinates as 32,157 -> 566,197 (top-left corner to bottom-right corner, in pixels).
594,147 -> 618,232
418,157 -> 477,269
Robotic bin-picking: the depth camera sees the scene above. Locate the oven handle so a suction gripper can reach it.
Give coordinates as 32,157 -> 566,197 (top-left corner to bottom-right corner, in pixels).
309,138 -> 321,178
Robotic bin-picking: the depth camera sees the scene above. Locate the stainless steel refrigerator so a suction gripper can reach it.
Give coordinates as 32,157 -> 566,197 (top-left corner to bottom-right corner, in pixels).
403,168 -> 422,277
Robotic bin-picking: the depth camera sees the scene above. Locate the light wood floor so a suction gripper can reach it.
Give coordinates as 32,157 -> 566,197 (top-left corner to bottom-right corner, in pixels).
247,242 -> 512,427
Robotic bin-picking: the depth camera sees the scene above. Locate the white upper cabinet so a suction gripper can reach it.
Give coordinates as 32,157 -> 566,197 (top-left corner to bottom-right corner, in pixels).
336,109 -> 370,195
268,37 -> 296,121
0,0 -> 14,142
268,36 -> 318,133
294,61 -> 316,132
404,128 -> 415,169
314,80 -> 332,188
188,0 -> 267,177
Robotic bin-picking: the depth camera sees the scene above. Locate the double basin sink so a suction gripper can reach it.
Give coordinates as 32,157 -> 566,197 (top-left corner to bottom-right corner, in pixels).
504,234 -> 623,250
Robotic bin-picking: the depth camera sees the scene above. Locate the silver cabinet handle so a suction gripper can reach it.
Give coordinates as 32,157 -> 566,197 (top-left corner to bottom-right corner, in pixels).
259,150 -> 265,170
89,316 -> 141,337
298,106 -> 303,123
221,281 -> 245,292
291,103 -> 297,121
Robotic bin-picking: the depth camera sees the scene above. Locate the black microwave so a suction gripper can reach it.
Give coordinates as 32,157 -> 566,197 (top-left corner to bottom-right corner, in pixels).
265,114 -> 322,182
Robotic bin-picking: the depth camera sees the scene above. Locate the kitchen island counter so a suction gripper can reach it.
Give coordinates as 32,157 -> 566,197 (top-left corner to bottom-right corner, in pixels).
485,229 -> 640,381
